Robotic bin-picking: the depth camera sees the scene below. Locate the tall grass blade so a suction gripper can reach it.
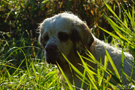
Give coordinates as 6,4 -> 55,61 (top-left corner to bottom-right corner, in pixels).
16,73 -> 26,89
105,49 -> 121,83
31,61 -> 38,83
98,26 -> 121,41
12,58 -> 25,75
131,5 -> 134,29
62,53 -> 90,83
104,55 -> 108,71
104,1 -> 128,28
81,69 -> 86,89
47,76 -> 59,89
41,71 -> 57,86
57,62 -> 73,90
97,59 -> 102,87
77,51 -> 98,89
121,49 -> 125,83
30,80 -> 47,90
5,67 -> 11,80
41,0 -> 49,4
103,15 -> 131,36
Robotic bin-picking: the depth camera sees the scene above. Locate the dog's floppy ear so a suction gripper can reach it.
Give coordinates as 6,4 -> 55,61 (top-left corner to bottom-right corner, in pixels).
71,22 -> 94,54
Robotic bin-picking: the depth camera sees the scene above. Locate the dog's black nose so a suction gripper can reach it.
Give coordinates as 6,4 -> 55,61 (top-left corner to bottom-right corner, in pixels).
45,45 -> 57,52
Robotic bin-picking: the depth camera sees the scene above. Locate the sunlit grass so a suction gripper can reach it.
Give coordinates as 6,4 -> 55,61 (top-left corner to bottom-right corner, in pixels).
0,46 -> 61,90
0,59 -> 60,90
0,0 -> 135,90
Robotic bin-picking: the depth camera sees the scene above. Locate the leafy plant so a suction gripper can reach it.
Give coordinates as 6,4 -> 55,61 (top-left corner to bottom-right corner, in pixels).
99,1 -> 135,89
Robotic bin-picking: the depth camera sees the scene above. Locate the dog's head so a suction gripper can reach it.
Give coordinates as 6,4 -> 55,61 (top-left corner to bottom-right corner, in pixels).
38,12 -> 94,64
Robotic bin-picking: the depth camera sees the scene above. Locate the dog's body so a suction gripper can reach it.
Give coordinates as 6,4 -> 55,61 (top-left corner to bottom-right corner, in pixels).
91,37 -> 134,85
39,12 -> 135,89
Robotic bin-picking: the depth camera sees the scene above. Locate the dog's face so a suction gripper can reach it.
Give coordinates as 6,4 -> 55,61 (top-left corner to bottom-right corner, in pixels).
39,12 -> 94,65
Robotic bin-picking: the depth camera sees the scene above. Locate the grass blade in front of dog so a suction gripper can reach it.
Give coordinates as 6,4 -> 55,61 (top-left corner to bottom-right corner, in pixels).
105,49 -> 121,84
77,51 -> 98,90
56,62 -> 73,90
62,53 -> 91,84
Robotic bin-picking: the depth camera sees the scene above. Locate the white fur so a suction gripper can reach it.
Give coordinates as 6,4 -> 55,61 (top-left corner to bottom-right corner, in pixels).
39,12 -> 135,89
91,36 -> 135,85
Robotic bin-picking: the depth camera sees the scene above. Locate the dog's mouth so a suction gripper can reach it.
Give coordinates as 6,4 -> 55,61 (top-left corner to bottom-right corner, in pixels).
45,51 -> 61,64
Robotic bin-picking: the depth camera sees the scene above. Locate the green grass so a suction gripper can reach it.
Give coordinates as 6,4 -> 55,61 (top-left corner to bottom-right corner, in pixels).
0,0 -> 135,90
0,54 -> 61,90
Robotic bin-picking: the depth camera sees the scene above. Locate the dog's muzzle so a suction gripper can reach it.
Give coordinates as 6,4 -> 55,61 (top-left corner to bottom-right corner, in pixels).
45,45 -> 59,64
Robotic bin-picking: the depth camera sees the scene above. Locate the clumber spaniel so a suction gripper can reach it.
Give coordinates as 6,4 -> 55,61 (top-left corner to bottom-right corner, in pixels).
38,12 -> 135,89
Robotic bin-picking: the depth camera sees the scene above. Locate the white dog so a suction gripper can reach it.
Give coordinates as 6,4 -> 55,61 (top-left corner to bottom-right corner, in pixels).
38,12 -> 135,89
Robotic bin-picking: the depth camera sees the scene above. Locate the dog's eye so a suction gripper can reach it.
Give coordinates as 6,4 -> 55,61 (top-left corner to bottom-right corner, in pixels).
58,32 -> 69,41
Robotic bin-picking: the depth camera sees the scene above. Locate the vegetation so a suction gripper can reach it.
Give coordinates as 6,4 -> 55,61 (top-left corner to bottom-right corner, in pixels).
0,0 -> 135,89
